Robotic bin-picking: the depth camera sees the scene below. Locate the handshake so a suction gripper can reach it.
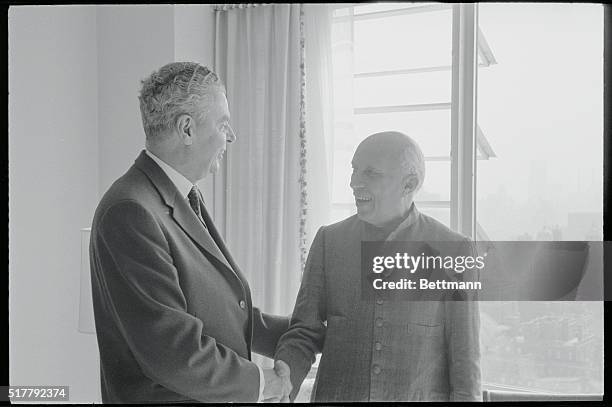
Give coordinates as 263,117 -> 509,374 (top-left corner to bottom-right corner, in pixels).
262,360 -> 292,402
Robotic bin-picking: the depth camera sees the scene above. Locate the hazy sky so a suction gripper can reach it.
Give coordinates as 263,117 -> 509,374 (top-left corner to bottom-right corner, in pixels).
477,3 -> 603,238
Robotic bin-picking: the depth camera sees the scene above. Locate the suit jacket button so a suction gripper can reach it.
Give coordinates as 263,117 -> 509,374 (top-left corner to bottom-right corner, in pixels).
375,342 -> 383,351
372,365 -> 381,375
375,318 -> 383,327
239,300 -> 246,309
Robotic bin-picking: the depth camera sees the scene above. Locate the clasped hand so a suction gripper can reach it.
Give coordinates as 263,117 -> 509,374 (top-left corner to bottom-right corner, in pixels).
262,360 -> 292,402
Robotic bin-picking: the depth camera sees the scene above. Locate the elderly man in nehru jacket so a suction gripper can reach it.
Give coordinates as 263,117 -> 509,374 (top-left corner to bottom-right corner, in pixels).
89,62 -> 292,403
274,131 -> 481,402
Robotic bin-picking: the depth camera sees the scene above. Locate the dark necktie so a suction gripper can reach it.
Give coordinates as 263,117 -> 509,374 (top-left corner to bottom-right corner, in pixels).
188,186 -> 247,294
188,186 -> 207,228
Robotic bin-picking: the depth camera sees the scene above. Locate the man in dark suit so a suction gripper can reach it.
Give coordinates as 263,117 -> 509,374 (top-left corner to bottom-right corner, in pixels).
90,62 -> 291,403
274,131 -> 481,402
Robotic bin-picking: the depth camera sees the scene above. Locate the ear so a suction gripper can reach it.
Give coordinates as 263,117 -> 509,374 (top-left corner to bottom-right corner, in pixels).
402,174 -> 419,196
176,114 -> 194,146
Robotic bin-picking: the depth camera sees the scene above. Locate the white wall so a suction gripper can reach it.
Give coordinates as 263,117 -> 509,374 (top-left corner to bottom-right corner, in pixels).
9,5 -> 101,403
9,5 -> 216,403
96,4 -> 216,197
97,5 -> 175,193
174,5 -> 215,65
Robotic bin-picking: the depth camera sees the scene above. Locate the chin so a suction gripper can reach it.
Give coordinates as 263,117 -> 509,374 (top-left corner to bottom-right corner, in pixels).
355,210 -> 372,223
208,160 -> 220,174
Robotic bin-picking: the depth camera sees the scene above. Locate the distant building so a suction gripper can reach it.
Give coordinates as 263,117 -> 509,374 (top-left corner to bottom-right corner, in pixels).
565,212 -> 603,240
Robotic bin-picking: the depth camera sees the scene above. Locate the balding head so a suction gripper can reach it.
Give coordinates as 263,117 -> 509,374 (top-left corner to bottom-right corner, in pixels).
356,131 -> 425,190
350,131 -> 425,227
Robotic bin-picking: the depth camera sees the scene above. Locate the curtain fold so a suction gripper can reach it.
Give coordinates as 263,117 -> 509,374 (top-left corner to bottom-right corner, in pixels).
303,4 -> 334,248
214,5 -> 303,326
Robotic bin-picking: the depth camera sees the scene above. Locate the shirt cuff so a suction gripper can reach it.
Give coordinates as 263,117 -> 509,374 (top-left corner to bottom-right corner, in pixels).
257,364 -> 265,402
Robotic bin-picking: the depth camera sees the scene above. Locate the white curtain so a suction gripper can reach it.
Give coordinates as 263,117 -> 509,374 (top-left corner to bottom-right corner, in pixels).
214,4 -> 303,322
214,4 -> 340,368
303,4 -> 335,248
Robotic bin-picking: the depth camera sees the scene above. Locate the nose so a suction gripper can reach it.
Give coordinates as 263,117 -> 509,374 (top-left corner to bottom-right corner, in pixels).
226,124 -> 236,143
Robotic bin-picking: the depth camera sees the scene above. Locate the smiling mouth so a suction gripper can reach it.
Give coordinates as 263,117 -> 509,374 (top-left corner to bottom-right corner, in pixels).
354,194 -> 373,204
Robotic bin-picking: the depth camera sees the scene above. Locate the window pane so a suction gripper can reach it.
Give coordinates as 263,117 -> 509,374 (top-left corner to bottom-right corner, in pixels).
417,161 -> 450,201
480,301 -> 603,393
353,2 -> 443,15
354,110 -> 451,157
477,3 -> 603,242
476,3 -> 603,394
354,9 -> 452,73
354,70 -> 451,108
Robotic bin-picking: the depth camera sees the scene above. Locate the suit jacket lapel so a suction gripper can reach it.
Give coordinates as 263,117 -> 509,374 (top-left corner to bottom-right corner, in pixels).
173,198 -> 236,274
199,201 -> 251,294
134,151 -> 236,276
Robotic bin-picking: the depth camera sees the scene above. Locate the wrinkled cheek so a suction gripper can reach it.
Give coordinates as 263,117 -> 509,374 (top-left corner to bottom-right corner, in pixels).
216,134 -> 227,149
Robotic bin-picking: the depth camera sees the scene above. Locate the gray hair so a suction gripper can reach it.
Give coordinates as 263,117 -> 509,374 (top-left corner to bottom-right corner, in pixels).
138,62 -> 226,140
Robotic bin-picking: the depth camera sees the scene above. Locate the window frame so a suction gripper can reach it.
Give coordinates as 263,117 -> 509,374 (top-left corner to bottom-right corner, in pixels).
450,3 -> 478,238
330,3 -> 483,235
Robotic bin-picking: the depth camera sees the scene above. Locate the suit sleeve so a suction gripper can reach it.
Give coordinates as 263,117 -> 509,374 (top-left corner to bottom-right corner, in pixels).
93,200 -> 260,402
251,308 -> 290,359
444,238 -> 482,401
274,227 -> 327,400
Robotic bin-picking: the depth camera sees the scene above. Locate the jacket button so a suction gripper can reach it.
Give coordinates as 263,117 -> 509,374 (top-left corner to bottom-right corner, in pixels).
376,298 -> 384,305
375,342 -> 382,351
375,318 -> 383,327
372,365 -> 381,375
239,300 -> 246,309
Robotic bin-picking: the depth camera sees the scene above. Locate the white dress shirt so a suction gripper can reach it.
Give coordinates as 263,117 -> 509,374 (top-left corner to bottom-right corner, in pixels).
145,150 -> 266,402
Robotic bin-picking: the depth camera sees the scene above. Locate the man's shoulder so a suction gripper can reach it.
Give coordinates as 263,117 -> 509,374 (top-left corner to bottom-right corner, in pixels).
321,214 -> 360,235
416,211 -> 470,243
93,165 -> 161,225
